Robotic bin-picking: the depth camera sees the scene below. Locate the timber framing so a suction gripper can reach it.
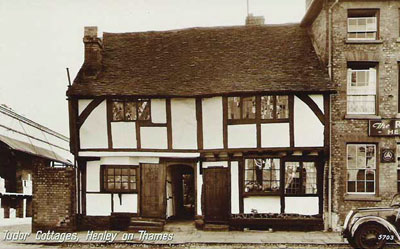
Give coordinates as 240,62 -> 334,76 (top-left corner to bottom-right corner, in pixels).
77,97 -> 105,129
295,94 -> 325,125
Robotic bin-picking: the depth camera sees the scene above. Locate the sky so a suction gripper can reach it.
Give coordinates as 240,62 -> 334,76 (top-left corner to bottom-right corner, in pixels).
0,0 -> 306,137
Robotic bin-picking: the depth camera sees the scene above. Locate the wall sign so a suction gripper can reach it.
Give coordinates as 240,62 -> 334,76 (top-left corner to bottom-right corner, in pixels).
381,149 -> 395,163
369,119 -> 400,136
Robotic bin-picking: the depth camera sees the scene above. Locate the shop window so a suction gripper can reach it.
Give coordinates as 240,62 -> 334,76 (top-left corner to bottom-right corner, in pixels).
103,166 -> 137,193
111,99 -> 150,121
347,64 -> 377,115
228,97 -> 256,120
347,144 -> 376,194
261,95 -> 289,120
347,9 -> 379,40
244,158 -> 280,194
284,162 -> 317,194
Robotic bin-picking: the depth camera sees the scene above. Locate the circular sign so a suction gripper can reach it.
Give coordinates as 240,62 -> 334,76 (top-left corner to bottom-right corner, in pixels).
381,149 -> 395,163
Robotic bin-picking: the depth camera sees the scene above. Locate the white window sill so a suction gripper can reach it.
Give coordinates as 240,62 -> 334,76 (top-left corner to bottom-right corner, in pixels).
346,39 -> 383,44
344,194 -> 381,202
345,114 -> 381,120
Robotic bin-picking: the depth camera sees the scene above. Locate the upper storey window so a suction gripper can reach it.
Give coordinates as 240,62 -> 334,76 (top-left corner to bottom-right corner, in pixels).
347,9 -> 379,40
347,63 -> 377,115
261,95 -> 289,120
228,97 -> 256,120
112,99 -> 150,121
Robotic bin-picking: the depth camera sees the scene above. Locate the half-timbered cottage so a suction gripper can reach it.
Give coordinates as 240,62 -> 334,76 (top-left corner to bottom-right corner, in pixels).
67,21 -> 335,231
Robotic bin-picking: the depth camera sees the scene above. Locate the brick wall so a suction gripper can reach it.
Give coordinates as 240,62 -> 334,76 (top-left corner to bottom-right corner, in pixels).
32,158 -> 76,232
309,0 -> 400,230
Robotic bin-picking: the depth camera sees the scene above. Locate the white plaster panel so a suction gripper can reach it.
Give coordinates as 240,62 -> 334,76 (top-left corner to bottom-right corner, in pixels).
86,194 -> 111,216
78,99 -> 92,115
202,161 -> 228,168
151,99 -> 167,123
86,161 -> 100,192
309,94 -> 324,114
202,97 -> 224,149
294,96 -> 324,147
80,151 -> 199,158
285,197 -> 319,215
231,161 -> 239,214
111,122 -> 137,149
80,100 -> 108,149
261,123 -> 290,148
140,127 -> 168,149
243,196 -> 281,213
171,98 -> 197,149
113,194 -> 138,213
228,124 -> 257,148
100,157 -> 139,166
196,162 -> 203,216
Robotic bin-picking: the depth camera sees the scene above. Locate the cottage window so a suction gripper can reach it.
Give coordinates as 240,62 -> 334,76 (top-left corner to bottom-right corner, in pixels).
347,10 -> 378,40
261,95 -> 289,120
347,66 -> 377,115
284,162 -> 317,195
347,144 -> 376,194
103,166 -> 137,193
244,158 -> 280,193
228,97 -> 256,120
111,99 -> 150,121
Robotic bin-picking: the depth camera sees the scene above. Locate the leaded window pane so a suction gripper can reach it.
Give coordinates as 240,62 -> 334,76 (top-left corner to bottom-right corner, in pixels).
112,102 -> 124,121
261,96 -> 274,119
242,97 -> 256,119
138,100 -> 150,120
125,102 -> 137,121
228,97 -> 241,119
276,96 -> 289,119
244,158 -> 280,193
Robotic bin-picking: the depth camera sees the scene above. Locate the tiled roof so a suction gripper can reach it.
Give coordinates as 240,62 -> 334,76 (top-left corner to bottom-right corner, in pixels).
67,24 -> 333,97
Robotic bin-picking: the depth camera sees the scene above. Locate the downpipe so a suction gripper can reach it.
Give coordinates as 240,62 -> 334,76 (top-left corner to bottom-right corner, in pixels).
328,0 -> 339,231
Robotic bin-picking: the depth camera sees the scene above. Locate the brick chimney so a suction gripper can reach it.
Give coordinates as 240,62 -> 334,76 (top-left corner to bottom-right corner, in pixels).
245,14 -> 265,26
83,26 -> 102,76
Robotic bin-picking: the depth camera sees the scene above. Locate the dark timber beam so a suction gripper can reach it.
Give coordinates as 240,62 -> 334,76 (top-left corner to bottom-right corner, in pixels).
295,94 -> 325,125
77,97 -> 106,129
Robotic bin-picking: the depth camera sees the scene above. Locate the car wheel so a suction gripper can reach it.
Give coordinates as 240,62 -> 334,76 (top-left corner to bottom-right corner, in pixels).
346,237 -> 358,248
354,223 -> 387,249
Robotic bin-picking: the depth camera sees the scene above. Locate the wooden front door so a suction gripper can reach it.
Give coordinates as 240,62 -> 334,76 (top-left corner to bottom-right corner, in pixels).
203,167 -> 230,223
141,163 -> 165,218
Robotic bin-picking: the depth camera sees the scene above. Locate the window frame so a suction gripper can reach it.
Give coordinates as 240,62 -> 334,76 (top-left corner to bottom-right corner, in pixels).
346,63 -> 378,115
243,157 -> 282,196
110,98 -> 152,123
227,95 -> 290,125
346,143 -> 377,195
347,9 -> 380,41
283,161 -> 318,196
101,165 -> 139,193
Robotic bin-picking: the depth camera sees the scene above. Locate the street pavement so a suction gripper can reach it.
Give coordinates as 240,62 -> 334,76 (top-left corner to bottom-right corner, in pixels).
0,223 -> 399,248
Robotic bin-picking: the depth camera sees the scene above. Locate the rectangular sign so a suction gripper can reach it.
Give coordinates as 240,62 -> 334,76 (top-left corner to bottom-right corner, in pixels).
369,119 -> 400,136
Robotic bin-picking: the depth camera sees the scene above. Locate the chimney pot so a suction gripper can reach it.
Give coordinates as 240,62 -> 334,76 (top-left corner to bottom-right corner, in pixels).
84,26 -> 98,38
245,14 -> 265,26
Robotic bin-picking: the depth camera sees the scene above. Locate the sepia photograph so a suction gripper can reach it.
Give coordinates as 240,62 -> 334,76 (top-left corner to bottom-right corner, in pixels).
1,0 -> 400,248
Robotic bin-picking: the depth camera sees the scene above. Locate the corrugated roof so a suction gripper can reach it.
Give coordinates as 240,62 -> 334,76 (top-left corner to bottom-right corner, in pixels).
0,135 -> 71,165
67,24 -> 334,97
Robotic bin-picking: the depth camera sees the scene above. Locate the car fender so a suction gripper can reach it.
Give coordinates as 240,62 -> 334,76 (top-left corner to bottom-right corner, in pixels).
351,216 -> 400,242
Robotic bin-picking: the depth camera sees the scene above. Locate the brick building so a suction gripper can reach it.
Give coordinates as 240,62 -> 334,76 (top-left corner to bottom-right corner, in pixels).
302,0 -> 400,230
0,104 -> 74,231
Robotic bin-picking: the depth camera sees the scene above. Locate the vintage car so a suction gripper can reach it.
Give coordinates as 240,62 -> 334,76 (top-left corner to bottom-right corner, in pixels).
342,194 -> 400,249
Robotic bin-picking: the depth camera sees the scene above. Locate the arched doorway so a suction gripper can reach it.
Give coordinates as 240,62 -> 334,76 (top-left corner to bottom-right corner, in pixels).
166,164 -> 195,220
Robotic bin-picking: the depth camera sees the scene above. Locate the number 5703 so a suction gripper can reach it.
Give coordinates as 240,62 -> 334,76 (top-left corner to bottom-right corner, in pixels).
378,234 -> 394,241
